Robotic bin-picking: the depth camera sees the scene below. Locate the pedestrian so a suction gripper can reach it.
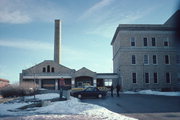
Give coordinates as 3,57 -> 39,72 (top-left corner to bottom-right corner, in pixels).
110,84 -> 114,97
116,84 -> 121,97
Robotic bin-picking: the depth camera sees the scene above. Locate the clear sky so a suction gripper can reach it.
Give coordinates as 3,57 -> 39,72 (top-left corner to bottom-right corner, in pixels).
0,0 -> 179,84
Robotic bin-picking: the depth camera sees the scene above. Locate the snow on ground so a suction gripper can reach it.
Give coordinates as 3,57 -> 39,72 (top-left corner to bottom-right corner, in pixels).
25,93 -> 61,100
0,93 -> 137,120
124,90 -> 180,96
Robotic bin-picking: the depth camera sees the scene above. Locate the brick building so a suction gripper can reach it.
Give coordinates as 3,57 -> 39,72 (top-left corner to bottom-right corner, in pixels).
0,78 -> 9,89
111,11 -> 180,91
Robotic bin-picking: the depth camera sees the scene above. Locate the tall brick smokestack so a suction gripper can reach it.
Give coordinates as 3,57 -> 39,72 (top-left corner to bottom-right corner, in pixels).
54,19 -> 61,64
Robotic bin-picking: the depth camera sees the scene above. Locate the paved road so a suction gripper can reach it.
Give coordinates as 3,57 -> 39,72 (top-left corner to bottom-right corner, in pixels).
81,93 -> 180,120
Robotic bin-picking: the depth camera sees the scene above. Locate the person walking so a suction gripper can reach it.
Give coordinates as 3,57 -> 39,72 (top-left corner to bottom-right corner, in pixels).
110,85 -> 114,97
116,84 -> 121,97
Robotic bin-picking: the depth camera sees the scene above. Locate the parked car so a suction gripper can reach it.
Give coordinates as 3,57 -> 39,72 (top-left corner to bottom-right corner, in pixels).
71,87 -> 107,99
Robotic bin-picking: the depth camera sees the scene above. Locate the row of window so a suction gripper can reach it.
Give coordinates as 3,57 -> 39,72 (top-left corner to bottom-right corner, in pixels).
132,72 -> 171,84
132,55 -> 180,65
43,65 -> 55,73
131,37 -> 169,47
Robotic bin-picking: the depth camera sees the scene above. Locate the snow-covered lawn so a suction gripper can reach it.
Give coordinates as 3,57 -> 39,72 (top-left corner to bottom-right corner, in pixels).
0,93 -> 137,120
124,90 -> 180,96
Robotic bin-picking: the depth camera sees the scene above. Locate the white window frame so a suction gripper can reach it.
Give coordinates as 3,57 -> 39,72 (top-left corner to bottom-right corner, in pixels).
164,38 -> 169,47
144,55 -> 149,65
132,55 -> 136,65
152,55 -> 158,65
164,55 -> 170,65
143,37 -> 148,46
130,37 -> 136,47
152,37 -> 156,46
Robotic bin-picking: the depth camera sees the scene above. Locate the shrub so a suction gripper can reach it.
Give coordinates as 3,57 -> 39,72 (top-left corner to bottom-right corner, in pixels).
0,82 -> 38,98
0,85 -> 24,98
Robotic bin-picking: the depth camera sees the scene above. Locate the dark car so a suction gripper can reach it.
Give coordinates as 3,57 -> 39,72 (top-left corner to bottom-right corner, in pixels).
71,87 -> 107,99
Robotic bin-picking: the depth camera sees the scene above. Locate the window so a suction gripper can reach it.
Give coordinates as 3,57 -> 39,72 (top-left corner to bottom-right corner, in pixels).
143,37 -> 148,46
152,37 -> 156,46
47,65 -> 50,72
177,73 -> 180,84
131,37 -> 135,46
153,72 -> 158,83
176,55 -> 180,64
166,72 -> 171,83
132,55 -> 136,64
153,55 -> 157,64
77,82 -> 83,87
51,67 -> 54,72
144,55 -> 149,65
164,38 -> 169,47
145,73 -> 149,83
165,55 -> 170,64
43,67 -> 46,72
132,73 -> 136,83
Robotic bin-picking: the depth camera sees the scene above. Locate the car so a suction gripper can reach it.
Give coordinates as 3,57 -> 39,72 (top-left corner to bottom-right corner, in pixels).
71,87 -> 107,99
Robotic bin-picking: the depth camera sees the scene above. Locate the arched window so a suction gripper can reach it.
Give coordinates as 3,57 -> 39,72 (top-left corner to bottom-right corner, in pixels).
51,67 -> 54,72
43,67 -> 46,72
47,65 -> 50,72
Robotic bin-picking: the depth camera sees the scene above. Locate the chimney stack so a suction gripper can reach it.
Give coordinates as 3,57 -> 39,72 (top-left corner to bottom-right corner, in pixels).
54,19 -> 61,64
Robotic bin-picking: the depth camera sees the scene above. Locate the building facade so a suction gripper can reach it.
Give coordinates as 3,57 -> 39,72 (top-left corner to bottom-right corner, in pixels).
20,60 -> 118,90
20,19 -> 118,90
111,11 -> 180,91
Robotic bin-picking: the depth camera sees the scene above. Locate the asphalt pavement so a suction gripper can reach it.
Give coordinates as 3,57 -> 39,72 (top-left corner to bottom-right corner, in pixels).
81,93 -> 180,120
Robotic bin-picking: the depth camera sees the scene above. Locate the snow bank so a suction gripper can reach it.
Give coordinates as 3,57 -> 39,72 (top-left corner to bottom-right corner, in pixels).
35,97 -> 137,120
35,97 -> 95,114
25,93 -> 59,100
0,93 -> 137,120
83,107 -> 137,120
124,90 -> 180,96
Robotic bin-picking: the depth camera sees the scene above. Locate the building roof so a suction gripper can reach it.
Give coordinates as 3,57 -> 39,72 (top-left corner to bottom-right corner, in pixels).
0,78 -> 9,83
111,10 -> 178,45
97,73 -> 117,75
74,67 -> 96,77
22,60 -> 75,75
24,60 -> 74,71
164,10 -> 180,26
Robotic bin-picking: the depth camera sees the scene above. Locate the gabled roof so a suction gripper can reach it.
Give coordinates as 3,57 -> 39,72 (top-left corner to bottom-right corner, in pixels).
74,67 -> 96,77
23,60 -> 74,74
25,60 -> 71,70
76,67 -> 94,73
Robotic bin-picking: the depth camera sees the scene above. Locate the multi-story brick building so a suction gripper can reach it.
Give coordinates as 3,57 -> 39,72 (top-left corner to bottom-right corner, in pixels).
111,11 -> 180,91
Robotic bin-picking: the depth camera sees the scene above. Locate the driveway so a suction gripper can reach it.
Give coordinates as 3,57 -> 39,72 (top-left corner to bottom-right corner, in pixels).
81,93 -> 180,120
